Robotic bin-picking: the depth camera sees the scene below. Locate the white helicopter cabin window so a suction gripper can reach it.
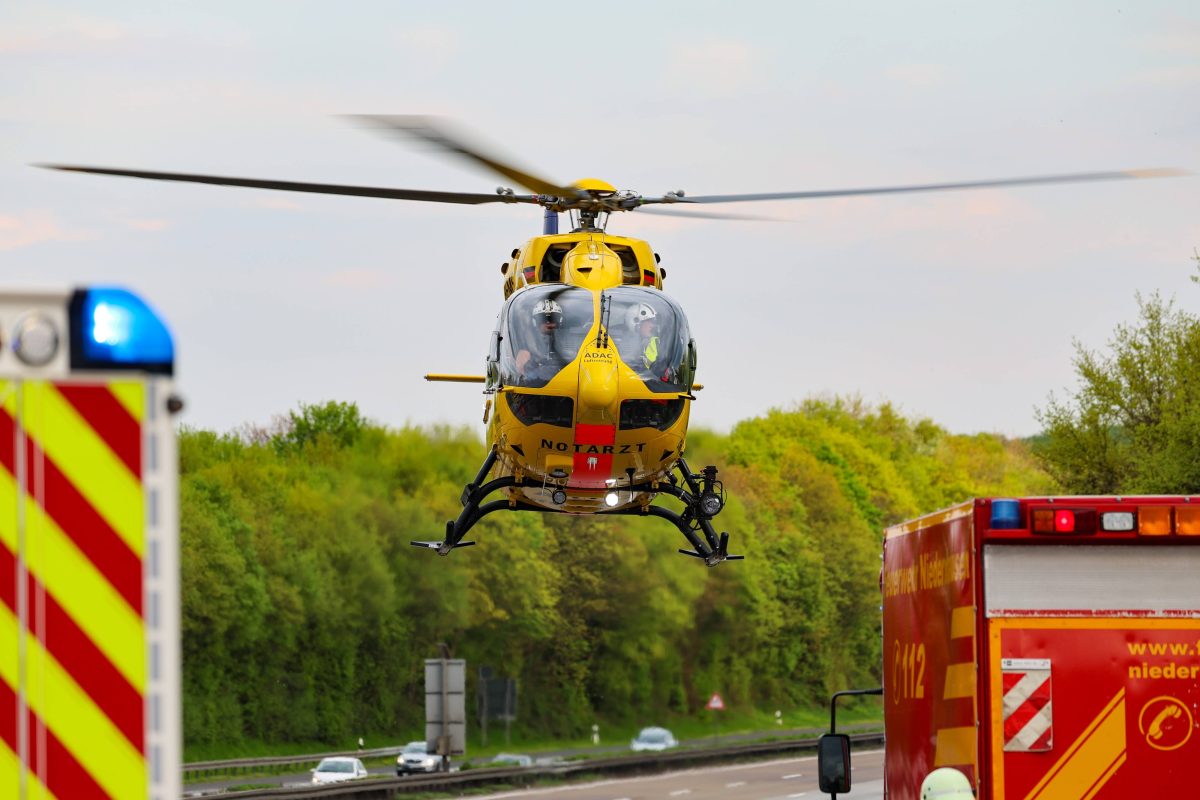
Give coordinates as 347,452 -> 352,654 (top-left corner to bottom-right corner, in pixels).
606,287 -> 693,393
501,286 -> 594,388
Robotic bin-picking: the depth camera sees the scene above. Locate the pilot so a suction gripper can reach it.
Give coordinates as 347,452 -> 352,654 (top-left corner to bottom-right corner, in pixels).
628,303 -> 661,374
515,298 -> 567,381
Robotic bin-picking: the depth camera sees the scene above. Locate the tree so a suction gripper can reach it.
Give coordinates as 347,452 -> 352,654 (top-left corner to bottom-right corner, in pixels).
1036,293 -> 1200,493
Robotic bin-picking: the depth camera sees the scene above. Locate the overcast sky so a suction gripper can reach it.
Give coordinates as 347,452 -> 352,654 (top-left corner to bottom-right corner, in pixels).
3,2 -> 1197,438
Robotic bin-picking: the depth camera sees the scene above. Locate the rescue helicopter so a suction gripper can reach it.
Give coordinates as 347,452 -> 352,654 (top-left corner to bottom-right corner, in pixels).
39,117 -> 1185,566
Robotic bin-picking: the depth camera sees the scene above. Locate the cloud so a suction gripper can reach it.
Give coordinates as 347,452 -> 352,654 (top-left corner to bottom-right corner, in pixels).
394,25 -> 462,68
1137,24 -> 1200,56
123,218 -> 171,231
0,211 -> 89,251
660,38 -> 761,97
883,63 -> 947,88
0,12 -> 128,54
321,269 -> 396,289
1124,65 -> 1200,88
249,196 -> 304,211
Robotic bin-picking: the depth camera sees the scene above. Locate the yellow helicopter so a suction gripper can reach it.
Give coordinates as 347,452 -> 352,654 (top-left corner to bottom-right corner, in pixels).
40,117 -> 1185,566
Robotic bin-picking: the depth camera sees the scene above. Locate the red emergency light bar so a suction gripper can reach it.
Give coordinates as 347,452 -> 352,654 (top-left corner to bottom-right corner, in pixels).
1031,508 -> 1097,534
1024,503 -> 1200,536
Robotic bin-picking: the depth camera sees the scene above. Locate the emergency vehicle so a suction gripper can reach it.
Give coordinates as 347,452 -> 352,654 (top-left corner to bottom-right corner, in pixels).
0,288 -> 180,800
820,496 -> 1200,798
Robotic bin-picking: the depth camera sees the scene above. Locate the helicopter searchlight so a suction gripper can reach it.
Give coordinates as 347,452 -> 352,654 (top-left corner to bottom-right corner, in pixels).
37,115 -> 1189,566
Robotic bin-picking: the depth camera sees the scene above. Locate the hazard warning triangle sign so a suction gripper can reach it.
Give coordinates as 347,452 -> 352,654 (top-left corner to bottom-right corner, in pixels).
706,693 -> 725,710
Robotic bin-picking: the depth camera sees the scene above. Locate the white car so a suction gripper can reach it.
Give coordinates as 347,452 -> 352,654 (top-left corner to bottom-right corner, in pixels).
630,726 -> 678,752
396,741 -> 442,775
311,756 -> 368,784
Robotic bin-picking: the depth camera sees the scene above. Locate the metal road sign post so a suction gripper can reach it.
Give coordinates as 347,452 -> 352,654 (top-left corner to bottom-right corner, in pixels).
425,656 -> 466,768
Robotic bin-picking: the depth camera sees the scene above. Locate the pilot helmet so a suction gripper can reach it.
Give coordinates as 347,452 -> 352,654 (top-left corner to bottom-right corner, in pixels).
533,298 -> 563,325
627,302 -> 657,329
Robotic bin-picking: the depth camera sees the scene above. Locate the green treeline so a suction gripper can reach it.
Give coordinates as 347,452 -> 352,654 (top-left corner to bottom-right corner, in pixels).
180,398 -> 1054,753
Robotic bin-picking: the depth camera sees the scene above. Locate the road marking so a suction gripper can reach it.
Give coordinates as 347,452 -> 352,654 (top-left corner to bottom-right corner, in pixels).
669,791 -> 691,796
725,781 -> 746,787
782,772 -> 804,779
788,794 -> 807,798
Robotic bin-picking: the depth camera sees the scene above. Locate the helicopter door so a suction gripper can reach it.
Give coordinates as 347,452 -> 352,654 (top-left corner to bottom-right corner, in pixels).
605,287 -> 693,393
499,286 -> 594,389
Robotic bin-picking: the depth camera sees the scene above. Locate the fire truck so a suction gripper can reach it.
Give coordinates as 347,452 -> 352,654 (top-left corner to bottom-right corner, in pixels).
819,496 -> 1200,799
1,288 -> 180,800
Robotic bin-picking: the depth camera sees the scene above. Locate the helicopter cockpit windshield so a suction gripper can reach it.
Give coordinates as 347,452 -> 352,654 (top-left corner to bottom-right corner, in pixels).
606,287 -> 694,393
501,286 -> 594,388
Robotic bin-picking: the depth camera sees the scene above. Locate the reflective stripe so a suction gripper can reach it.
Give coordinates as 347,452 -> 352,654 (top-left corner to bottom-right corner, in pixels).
106,380 -> 146,425
20,497 -> 145,692
3,610 -> 145,800
643,336 -> 658,367
0,678 -> 107,800
22,383 -> 144,557
0,543 -> 143,749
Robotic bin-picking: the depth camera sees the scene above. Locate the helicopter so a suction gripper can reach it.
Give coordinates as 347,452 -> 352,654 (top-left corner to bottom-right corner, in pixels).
39,116 -> 1186,566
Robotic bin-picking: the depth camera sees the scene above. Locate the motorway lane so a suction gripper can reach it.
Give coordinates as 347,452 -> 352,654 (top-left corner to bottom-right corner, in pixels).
441,749 -> 885,800
183,749 -> 885,798
183,725 -> 883,795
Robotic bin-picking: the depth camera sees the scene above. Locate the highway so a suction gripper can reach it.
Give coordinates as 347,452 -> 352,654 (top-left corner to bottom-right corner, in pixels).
453,749 -> 885,800
184,746 -> 885,798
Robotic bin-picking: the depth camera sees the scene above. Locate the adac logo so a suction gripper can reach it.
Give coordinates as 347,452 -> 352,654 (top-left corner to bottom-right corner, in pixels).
1138,696 -> 1193,751
582,351 -> 613,361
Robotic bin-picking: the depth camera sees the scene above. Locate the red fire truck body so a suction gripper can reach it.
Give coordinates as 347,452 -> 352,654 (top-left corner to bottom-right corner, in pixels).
881,496 -> 1200,799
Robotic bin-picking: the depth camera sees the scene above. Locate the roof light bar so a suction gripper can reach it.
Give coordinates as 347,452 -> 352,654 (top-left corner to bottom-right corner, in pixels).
1100,511 -> 1135,532
1031,507 -> 1096,535
1176,506 -> 1200,536
1138,506 -> 1172,536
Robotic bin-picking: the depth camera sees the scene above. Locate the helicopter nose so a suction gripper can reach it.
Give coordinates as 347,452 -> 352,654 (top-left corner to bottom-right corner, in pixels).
578,348 -> 618,413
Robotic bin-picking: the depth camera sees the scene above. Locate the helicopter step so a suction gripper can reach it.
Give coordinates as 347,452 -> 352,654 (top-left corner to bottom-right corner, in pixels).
411,451 -> 742,566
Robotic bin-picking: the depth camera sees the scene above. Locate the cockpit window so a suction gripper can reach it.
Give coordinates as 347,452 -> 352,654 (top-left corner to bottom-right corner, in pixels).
606,287 -> 693,393
500,286 -> 594,388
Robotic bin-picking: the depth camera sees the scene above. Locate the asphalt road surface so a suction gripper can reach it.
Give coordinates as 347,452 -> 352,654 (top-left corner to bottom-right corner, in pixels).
427,749 -> 886,800
184,748 -> 885,798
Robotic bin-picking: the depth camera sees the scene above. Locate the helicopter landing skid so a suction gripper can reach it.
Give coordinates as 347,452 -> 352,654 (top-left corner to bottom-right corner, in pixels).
411,451 -> 742,566
614,459 -> 743,566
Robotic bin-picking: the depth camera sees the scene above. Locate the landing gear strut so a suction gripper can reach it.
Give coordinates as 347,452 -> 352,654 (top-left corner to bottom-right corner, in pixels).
411,450 -> 742,566
615,459 -> 743,566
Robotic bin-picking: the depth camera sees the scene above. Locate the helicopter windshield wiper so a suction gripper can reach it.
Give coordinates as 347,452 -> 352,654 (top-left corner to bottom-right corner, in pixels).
597,292 -> 611,349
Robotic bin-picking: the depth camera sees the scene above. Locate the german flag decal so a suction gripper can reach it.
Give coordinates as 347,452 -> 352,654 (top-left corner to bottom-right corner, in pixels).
1,379 -> 147,800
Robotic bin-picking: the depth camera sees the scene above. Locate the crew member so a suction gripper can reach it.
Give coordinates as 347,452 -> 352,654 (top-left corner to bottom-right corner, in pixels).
516,298 -> 566,381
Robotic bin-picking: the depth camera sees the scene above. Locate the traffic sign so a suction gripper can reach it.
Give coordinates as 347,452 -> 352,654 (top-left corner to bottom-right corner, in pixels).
707,693 -> 725,710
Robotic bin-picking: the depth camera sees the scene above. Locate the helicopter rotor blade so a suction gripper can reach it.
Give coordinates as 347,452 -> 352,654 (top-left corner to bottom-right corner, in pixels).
35,164 -> 542,206
670,167 -> 1189,205
349,115 -> 581,198
632,206 -> 789,222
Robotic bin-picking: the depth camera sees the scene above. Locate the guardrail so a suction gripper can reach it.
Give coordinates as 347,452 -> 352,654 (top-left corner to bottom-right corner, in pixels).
194,731 -> 884,799
185,746 -> 404,777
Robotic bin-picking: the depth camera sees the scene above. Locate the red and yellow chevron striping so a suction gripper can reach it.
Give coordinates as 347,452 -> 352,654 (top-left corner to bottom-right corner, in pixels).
2,379 -> 147,800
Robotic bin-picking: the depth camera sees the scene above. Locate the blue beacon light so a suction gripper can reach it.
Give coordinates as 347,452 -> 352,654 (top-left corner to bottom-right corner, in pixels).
990,498 -> 1022,529
70,287 -> 174,374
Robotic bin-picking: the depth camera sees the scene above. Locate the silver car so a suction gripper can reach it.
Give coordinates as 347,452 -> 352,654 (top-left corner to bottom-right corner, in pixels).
630,726 -> 678,752
396,741 -> 442,775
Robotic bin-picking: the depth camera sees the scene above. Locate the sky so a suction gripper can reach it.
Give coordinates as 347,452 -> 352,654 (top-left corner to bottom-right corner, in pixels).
2,1 -> 1198,439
